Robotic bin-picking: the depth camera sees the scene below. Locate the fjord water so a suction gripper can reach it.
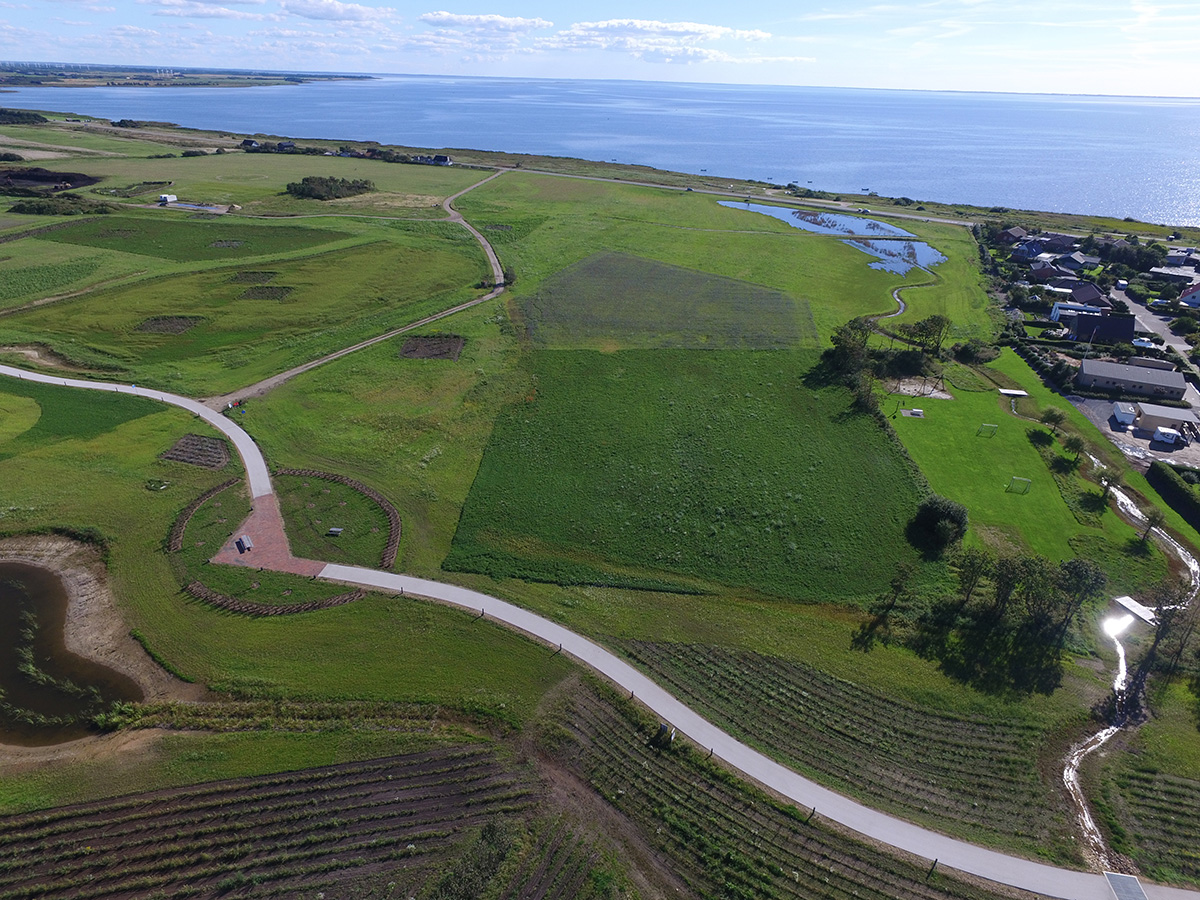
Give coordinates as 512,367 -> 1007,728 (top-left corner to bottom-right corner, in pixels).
0,563 -> 142,745
3,77 -> 1199,224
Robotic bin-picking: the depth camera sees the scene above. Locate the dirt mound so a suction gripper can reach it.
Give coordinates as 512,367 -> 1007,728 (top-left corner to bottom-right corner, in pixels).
0,167 -> 101,191
230,271 -> 276,284
242,286 -> 292,301
401,334 -> 465,361
136,316 -> 204,334
160,434 -> 230,469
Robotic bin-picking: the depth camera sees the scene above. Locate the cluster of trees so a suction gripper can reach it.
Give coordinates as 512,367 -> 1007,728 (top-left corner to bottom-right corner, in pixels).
857,549 -> 1108,695
284,176 -> 375,201
0,108 -> 47,125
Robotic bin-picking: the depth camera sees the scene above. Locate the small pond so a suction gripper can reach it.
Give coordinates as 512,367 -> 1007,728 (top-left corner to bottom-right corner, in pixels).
0,562 -> 143,746
718,200 -> 914,237
843,239 -> 948,276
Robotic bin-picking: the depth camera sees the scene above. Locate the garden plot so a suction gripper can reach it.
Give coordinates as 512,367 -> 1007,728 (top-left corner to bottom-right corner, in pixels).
401,334 -> 465,360
135,316 -> 204,334
520,251 -> 815,350
160,433 -> 230,469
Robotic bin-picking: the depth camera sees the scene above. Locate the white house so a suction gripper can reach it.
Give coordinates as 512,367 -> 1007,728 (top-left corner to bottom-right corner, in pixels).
1180,283 -> 1200,308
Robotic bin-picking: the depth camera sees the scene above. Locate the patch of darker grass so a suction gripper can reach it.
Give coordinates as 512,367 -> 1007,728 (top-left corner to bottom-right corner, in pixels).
521,251 -> 814,350
242,286 -> 293,301
0,379 -> 158,462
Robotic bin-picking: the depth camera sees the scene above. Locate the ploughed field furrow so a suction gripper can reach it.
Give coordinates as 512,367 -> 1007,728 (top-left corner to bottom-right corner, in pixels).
1116,770 -> 1200,879
563,687 -> 1020,900
501,818 -> 598,900
0,747 -> 534,899
0,746 -> 493,845
623,642 -> 1050,838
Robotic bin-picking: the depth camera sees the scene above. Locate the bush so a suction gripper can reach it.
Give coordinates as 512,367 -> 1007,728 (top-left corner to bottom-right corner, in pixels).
180,149 -> 207,158
8,194 -> 112,216
284,175 -> 374,201
0,108 -> 48,125
908,494 -> 968,557
1146,461 -> 1200,533
0,152 -> 23,162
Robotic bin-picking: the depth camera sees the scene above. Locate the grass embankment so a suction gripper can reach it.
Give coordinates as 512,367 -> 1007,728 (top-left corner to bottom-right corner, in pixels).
0,221 -> 487,394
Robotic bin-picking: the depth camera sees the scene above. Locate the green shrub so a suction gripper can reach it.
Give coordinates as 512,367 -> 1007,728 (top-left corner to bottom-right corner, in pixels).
1146,461 -> 1200,533
284,175 -> 374,201
8,195 -> 112,216
0,108 -> 48,125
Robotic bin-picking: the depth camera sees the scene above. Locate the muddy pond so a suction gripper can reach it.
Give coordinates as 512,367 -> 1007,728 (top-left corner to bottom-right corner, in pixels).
0,562 -> 142,746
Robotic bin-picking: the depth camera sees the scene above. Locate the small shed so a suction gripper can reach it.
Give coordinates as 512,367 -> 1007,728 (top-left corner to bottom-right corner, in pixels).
1136,402 -> 1199,434
1112,402 -> 1137,426
159,194 -> 177,204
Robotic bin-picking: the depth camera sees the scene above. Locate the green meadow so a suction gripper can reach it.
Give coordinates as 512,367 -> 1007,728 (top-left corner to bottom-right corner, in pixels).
0,228 -> 486,394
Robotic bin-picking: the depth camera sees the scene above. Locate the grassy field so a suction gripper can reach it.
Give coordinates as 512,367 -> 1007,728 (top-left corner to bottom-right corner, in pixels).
0,375 -> 573,723
0,239 -> 151,314
445,348 -> 928,602
0,231 -> 487,394
457,172 -> 993,344
274,473 -> 391,568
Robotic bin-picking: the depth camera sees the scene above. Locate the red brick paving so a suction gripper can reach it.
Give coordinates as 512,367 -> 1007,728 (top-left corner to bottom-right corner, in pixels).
209,493 -> 325,577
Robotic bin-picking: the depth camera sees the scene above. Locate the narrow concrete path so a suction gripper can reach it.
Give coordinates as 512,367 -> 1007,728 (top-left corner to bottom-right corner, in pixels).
4,361 -> 1197,900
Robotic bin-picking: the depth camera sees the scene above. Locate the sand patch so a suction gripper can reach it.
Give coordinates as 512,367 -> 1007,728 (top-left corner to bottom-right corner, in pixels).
888,377 -> 953,400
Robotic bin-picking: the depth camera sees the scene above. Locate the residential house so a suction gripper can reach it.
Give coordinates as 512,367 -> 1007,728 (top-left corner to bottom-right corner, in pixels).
1050,301 -> 1106,322
240,139 -> 259,149
1070,282 -> 1108,306
1180,283 -> 1200,307
997,226 -> 1028,244
1012,239 -> 1047,262
1066,313 -> 1134,343
1040,233 -> 1077,253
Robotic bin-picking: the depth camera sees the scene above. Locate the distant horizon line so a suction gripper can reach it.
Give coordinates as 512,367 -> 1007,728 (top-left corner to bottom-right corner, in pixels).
4,60 -> 1199,103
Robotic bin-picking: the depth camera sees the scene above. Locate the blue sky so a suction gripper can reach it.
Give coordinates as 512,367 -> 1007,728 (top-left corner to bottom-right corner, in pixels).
3,0 -> 1198,96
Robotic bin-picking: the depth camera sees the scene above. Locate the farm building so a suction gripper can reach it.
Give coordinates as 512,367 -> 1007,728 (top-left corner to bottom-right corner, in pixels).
1112,402 -> 1137,426
1135,402 -> 1199,435
1074,359 -> 1187,401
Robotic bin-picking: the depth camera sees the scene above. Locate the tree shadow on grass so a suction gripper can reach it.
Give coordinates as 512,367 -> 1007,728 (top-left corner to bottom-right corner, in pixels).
1079,491 -> 1110,515
1122,535 -> 1154,558
1027,427 -> 1054,448
1050,455 -> 1080,475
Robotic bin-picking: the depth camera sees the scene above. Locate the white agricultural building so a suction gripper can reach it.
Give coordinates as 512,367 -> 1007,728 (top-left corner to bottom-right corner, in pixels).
1112,402 -> 1137,427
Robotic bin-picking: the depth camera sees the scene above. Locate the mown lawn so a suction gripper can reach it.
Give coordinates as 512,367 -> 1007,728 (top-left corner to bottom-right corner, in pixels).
0,230 -> 487,394
445,348 -> 927,602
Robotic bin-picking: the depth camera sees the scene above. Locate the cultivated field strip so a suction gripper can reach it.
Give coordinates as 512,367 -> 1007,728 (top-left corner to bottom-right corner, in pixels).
498,818 -> 599,900
561,685 -> 1032,900
0,746 -> 535,899
623,642 -> 1058,847
1113,768 -> 1200,882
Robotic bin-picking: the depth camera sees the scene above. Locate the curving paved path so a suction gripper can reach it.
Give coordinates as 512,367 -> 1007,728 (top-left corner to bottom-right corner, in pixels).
4,360 -> 1199,900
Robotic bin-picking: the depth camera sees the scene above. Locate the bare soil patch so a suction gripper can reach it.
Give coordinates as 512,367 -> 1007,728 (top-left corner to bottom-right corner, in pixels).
401,334 -> 465,361
0,344 -> 93,372
160,433 -> 230,469
135,315 -> 204,334
242,285 -> 293,301
0,167 -> 101,191
889,376 -> 953,400
209,239 -> 244,249
230,270 -> 276,284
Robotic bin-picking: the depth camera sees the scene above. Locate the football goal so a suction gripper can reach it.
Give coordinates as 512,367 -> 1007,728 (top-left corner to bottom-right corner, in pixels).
977,423 -> 999,437
1006,476 -> 1032,494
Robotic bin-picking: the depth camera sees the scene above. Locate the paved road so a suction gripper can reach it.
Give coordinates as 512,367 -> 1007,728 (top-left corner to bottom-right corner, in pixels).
6,362 -> 1199,900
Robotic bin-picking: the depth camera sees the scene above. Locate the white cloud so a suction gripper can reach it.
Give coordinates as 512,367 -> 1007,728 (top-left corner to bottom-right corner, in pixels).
538,18 -> 786,64
280,0 -> 389,22
143,0 -> 273,20
419,11 -> 551,31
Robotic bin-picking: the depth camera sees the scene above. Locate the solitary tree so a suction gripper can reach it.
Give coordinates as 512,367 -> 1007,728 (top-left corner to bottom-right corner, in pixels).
1063,434 -> 1086,461
1141,508 -> 1167,542
1040,408 -> 1067,435
1096,466 -> 1124,500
